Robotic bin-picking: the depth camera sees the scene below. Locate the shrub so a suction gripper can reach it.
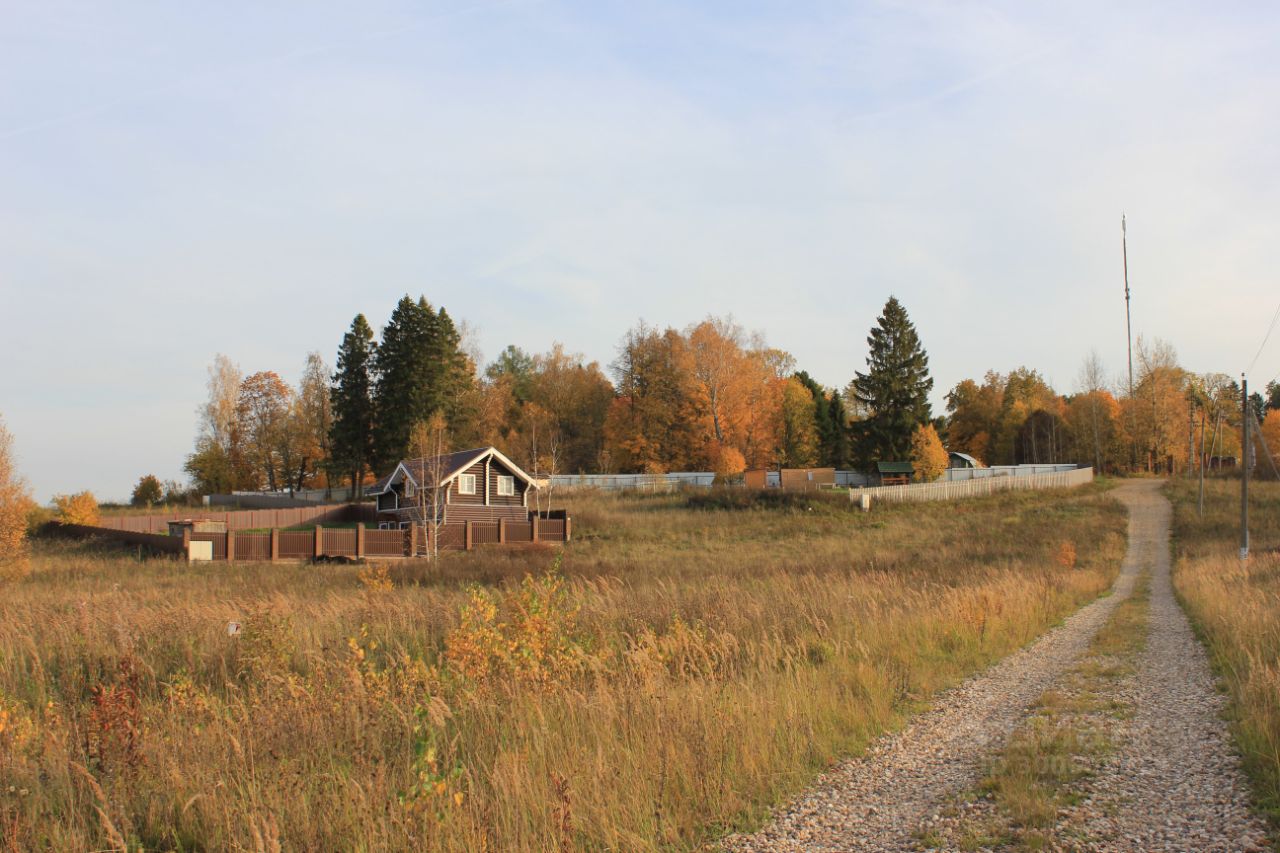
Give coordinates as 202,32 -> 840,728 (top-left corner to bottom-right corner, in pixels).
54,491 -> 100,527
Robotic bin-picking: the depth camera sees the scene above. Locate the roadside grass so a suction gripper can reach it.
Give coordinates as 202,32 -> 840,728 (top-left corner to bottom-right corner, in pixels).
923,570 -> 1151,852
1168,478 -> 1280,832
0,485 -> 1125,851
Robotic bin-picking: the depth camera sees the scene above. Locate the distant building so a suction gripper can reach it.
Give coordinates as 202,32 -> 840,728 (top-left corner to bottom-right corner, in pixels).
948,451 -> 981,469
875,461 -> 913,486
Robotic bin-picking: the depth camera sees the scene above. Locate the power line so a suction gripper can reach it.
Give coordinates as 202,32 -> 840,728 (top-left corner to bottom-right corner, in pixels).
1245,298 -> 1280,378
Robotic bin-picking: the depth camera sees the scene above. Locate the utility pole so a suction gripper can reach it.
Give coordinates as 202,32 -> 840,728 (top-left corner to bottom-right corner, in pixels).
1187,402 -> 1194,479
1197,406 -> 1206,517
1122,215 -> 1136,471
1241,376 -> 1249,560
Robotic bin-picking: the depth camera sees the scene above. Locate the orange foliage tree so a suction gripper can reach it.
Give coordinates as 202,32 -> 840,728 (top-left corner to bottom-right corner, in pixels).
0,416 -> 33,577
909,423 -> 949,482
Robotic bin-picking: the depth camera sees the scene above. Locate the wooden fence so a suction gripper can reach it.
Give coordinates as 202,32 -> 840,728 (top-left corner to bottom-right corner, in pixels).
849,467 -> 1094,505
54,515 -> 571,561
95,503 -> 379,533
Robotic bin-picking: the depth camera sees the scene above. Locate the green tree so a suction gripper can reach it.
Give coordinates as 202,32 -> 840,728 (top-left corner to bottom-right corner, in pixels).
372,297 -> 473,470
131,474 -> 163,507
794,370 -> 849,468
330,314 -> 377,497
851,296 -> 934,465
485,345 -> 537,404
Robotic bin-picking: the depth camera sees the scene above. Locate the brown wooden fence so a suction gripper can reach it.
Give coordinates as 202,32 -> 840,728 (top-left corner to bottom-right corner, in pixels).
52,515 -> 570,561
95,503 -> 379,533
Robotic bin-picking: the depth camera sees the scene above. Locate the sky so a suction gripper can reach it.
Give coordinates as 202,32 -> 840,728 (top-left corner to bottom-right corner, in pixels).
2,1 -> 1279,501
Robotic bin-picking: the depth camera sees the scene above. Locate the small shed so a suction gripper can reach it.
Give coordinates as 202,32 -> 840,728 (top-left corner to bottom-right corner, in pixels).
948,452 -> 981,469
779,467 -> 836,492
875,461 -> 913,486
168,519 -> 228,537
743,469 -> 768,489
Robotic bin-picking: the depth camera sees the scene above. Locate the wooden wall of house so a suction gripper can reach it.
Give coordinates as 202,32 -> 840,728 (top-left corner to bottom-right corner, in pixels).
445,504 -> 529,523
487,458 -> 526,507
448,460 -> 487,505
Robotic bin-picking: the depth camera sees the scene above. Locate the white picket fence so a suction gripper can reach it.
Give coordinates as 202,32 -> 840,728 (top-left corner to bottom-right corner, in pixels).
850,466 -> 1094,505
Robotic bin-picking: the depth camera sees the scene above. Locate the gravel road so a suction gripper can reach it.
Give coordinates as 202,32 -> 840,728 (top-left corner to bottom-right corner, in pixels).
721,480 -> 1271,852
1070,482 -> 1270,852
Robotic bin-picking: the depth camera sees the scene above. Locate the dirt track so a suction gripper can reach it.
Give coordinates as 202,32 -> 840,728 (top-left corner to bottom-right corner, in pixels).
722,480 -> 1270,852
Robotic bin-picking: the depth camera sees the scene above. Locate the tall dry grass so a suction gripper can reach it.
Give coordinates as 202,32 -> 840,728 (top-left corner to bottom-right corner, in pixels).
1168,478 -> 1280,828
0,485 -> 1124,851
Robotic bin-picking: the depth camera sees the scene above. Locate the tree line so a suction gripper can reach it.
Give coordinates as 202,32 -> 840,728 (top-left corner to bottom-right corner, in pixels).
181,294 -> 1280,496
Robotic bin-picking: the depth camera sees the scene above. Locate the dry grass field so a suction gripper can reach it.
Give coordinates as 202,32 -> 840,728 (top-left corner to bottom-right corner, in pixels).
1169,477 -> 1280,830
0,485 -> 1125,851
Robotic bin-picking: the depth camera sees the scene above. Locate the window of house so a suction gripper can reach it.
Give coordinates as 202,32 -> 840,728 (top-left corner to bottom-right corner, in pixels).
404,481 -> 415,499
497,475 -> 515,496
458,473 -> 477,495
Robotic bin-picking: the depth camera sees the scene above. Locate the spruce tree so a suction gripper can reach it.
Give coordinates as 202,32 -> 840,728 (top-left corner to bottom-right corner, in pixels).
330,314 -> 377,496
851,296 -> 933,466
371,297 -> 475,469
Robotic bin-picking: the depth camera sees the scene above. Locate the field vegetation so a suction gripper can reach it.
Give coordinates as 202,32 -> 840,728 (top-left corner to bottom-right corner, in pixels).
1169,477 -> 1280,829
0,485 -> 1124,851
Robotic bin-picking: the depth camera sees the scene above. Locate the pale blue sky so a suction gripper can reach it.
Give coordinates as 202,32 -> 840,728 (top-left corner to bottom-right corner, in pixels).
2,1 -> 1278,500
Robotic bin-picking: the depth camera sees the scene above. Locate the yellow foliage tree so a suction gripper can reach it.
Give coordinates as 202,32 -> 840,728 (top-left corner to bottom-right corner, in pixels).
0,416 -> 33,578
54,492 -> 100,527
712,444 -> 746,482
909,423 -> 948,482
1261,410 -> 1280,475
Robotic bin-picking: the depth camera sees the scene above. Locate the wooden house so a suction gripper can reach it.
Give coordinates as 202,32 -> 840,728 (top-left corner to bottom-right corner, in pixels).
368,447 -> 538,528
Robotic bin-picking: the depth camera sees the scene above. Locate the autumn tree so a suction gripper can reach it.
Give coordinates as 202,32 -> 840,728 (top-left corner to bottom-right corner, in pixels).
55,492 -> 100,526
851,296 -> 933,466
604,323 -> 705,472
778,377 -> 820,467
687,317 -> 746,447
909,423 -> 948,482
526,345 -> 613,474
234,371 -> 294,491
944,372 -> 1004,464
330,314 -> 377,497
131,475 -> 163,507
1260,410 -> 1280,478
295,352 -> 333,490
185,354 -> 247,494
0,416 -> 32,578
1128,337 -> 1188,473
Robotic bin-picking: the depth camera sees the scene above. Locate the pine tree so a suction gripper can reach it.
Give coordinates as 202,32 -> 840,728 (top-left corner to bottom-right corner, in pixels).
851,296 -> 933,465
330,314 -> 377,496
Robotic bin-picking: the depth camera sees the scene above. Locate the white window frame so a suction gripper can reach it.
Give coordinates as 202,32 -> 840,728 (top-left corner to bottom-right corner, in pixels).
458,473 -> 477,495
497,475 -> 515,496
404,481 -> 416,499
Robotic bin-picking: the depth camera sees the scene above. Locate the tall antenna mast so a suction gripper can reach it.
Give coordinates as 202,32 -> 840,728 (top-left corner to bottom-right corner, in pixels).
1122,214 -> 1133,400
1122,214 -> 1137,470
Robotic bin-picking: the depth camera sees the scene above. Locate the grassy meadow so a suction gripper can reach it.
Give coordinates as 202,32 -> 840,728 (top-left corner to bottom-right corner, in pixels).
0,485 -> 1125,851
1168,476 -> 1280,830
